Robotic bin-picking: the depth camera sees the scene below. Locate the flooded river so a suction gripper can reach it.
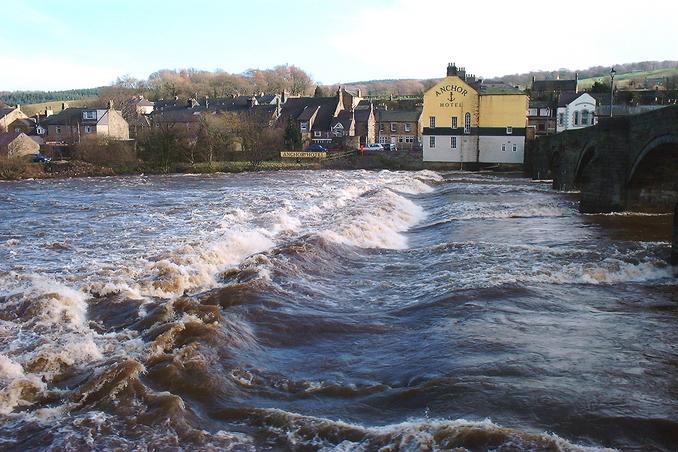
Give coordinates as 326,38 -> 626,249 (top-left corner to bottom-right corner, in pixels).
0,171 -> 675,451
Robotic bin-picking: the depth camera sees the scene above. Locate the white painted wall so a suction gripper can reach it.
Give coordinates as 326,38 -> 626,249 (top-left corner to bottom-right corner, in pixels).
479,136 -> 524,163
556,93 -> 597,133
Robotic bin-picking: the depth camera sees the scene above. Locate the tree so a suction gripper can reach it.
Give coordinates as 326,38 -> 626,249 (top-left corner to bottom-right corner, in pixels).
283,117 -> 302,150
233,112 -> 282,169
313,85 -> 327,97
590,80 -> 610,93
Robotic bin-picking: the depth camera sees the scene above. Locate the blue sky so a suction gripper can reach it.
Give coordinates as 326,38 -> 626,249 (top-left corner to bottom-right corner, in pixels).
2,0 -> 677,91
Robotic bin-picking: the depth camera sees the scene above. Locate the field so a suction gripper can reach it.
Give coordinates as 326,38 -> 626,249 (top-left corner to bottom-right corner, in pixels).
577,68 -> 678,90
19,97 -> 99,116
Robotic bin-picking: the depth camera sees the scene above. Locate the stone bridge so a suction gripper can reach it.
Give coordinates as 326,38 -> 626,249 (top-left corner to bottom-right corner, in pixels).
528,105 -> 678,265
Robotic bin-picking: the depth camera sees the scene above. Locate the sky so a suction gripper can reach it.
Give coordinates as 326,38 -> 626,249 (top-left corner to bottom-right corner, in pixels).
1,0 -> 677,91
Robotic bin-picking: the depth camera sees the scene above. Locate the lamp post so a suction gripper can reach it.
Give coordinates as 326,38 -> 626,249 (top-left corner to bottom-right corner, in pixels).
609,67 -> 616,117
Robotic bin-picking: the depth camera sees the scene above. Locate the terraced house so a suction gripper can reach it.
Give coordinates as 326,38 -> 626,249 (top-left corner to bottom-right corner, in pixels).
376,109 -> 421,150
422,63 -> 528,165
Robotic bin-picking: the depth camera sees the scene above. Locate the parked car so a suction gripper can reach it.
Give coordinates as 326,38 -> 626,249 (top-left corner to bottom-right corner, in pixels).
383,143 -> 398,152
32,153 -> 51,163
364,143 -> 384,151
308,144 -> 327,151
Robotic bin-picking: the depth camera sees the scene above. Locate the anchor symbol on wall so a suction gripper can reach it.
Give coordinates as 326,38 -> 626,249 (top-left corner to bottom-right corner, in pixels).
449,92 -> 456,102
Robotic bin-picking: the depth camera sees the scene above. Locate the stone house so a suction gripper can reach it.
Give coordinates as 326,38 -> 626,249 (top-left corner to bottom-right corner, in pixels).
0,131 -> 40,158
0,106 -> 28,133
42,102 -> 130,145
280,87 -> 373,148
376,109 -> 421,149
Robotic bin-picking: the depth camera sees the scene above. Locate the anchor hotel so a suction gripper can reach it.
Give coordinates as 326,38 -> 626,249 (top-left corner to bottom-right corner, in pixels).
422,63 -> 528,164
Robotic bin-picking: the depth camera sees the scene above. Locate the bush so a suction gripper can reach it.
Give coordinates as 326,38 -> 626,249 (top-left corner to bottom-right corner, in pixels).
0,156 -> 33,179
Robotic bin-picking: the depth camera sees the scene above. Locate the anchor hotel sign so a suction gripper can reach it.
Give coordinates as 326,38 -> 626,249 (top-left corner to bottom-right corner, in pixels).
435,84 -> 468,108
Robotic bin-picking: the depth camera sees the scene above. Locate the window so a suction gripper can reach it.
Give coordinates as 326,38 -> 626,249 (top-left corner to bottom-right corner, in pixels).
398,136 -> 404,143
379,123 -> 384,132
84,126 -> 93,133
464,112 -> 471,134
379,136 -> 388,144
300,122 -> 308,132
83,111 -> 96,120
56,126 -> 61,135
581,110 -> 589,125
451,116 -> 458,128
405,136 -> 414,143
429,136 -> 436,148
390,123 -> 397,132
573,111 -> 579,126
501,144 -> 506,152
429,116 -> 436,128
538,123 -> 545,131
404,123 -> 411,132
528,108 -> 537,116
506,126 -> 512,135
512,144 -> 517,152
314,131 -> 322,137
558,113 -> 564,126
451,136 -> 457,149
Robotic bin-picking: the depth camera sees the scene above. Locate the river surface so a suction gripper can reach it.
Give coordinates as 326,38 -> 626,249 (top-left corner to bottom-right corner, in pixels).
0,170 -> 676,451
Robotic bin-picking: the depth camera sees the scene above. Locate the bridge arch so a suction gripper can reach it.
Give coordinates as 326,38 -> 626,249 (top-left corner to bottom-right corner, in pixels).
627,134 -> 678,184
574,141 -> 597,186
626,133 -> 678,212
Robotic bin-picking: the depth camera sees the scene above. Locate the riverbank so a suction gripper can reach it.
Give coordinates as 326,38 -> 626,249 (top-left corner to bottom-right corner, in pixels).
0,151 -> 524,180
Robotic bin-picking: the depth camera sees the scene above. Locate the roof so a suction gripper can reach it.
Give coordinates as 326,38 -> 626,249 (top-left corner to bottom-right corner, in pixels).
297,105 -> 320,121
0,131 -> 23,146
376,109 -> 421,122
331,110 -> 354,129
135,98 -> 154,107
532,79 -> 577,93
152,109 -> 202,123
0,107 -> 17,119
529,100 -> 553,108
354,107 -> 373,123
557,92 -> 592,107
128,115 -> 151,127
41,108 -> 109,126
281,97 -> 339,131
478,82 -> 524,95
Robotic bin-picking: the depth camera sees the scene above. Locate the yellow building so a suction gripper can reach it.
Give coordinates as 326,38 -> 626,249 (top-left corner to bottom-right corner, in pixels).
422,63 -> 528,164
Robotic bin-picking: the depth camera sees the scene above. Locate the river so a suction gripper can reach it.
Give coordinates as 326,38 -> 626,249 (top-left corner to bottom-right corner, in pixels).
0,170 -> 675,451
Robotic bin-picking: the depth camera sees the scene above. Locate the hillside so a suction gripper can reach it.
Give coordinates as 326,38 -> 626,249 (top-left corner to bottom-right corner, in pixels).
0,88 -> 102,106
20,97 -> 99,116
577,67 -> 678,90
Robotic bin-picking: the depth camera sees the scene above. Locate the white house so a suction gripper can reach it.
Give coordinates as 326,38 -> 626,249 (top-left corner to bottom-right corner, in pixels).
556,92 -> 597,133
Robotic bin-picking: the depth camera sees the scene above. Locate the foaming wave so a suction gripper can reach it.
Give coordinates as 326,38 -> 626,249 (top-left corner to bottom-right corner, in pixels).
238,409 -> 615,451
320,189 -> 425,249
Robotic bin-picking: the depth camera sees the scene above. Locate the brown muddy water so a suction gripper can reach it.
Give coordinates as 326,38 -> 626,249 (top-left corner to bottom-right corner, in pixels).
0,170 -> 676,451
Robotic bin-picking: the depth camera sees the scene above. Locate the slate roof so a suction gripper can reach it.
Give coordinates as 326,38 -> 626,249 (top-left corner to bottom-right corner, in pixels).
529,100 -> 553,108
281,97 -> 339,131
152,109 -> 202,123
376,110 -> 421,122
41,108 -> 109,126
478,82 -> 524,95
0,108 -> 16,119
331,110 -> 354,130
557,92 -> 590,107
135,98 -> 154,107
0,131 -> 23,146
354,107 -> 373,123
297,105 -> 320,121
532,79 -> 577,93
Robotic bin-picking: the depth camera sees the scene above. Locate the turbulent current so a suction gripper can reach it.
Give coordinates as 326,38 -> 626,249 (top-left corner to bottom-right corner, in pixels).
0,170 -> 676,451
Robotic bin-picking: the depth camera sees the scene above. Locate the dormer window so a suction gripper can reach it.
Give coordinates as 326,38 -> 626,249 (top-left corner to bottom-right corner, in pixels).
83,111 -> 96,120
506,126 -> 513,134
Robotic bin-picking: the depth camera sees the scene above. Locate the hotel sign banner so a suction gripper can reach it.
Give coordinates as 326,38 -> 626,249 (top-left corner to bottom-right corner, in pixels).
436,84 -> 468,108
280,151 -> 327,159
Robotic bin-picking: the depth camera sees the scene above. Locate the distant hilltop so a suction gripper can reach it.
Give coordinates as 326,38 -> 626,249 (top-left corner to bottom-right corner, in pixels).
2,60 -> 677,105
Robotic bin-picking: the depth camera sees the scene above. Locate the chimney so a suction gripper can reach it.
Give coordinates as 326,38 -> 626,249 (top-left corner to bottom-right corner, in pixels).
45,107 -> 53,117
282,89 -> 289,103
532,75 -> 536,86
16,104 -> 21,111
248,96 -> 256,108
107,100 -> 114,110
357,88 -> 362,98
459,66 -> 466,80
447,62 -> 458,76
204,95 -> 209,109
174,95 -> 179,101
575,72 -> 579,81
61,102 -> 69,111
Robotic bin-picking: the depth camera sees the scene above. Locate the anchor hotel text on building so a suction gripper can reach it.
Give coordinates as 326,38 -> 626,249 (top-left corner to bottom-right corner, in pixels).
422,63 -> 528,164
